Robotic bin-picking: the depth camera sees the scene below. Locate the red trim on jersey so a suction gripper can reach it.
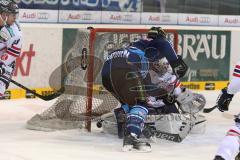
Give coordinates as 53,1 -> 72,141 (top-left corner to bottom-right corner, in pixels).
9,47 -> 20,55
0,93 -> 3,97
236,65 -> 240,69
233,73 -> 240,77
6,50 -> 18,57
227,129 -> 240,136
227,134 -> 239,137
12,45 -> 21,51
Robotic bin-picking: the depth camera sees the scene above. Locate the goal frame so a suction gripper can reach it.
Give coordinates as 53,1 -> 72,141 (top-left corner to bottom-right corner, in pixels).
86,27 -> 178,131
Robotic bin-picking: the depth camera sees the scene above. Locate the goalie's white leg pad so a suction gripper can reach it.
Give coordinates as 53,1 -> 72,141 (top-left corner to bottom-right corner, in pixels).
154,113 -> 190,134
189,114 -> 207,134
100,112 -> 206,142
101,113 -> 189,136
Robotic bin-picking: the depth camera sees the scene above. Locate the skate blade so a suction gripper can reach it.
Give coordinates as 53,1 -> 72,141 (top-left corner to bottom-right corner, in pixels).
122,145 -> 133,152
122,145 -> 151,153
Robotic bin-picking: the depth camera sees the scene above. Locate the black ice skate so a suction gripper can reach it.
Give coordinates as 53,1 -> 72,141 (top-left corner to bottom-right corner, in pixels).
122,133 -> 151,152
114,107 -> 126,139
213,155 -> 225,160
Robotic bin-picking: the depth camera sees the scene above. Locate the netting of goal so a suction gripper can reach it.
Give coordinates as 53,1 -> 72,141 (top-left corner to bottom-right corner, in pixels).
26,27 -> 178,132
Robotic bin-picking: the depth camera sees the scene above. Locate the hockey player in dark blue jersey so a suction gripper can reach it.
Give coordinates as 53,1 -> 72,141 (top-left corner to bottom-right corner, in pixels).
101,27 -> 188,152
101,46 -> 157,152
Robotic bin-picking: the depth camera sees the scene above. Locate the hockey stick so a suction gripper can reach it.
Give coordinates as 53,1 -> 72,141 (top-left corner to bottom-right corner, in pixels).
6,76 -> 64,101
153,130 -> 184,142
203,105 -> 217,113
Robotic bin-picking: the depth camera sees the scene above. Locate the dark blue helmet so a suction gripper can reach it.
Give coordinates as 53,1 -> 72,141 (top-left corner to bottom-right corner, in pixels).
147,27 -> 167,39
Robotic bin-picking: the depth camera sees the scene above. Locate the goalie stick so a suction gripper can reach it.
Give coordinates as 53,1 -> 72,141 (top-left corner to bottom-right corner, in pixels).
152,130 -> 185,143
149,119 -> 193,143
203,105 -> 217,113
5,76 -> 64,101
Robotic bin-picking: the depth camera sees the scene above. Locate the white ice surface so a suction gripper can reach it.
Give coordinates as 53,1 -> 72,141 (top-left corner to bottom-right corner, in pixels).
0,91 -> 239,160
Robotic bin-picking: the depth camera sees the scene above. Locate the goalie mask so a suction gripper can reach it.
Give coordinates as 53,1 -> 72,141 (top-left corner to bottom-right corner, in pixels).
151,58 -> 172,75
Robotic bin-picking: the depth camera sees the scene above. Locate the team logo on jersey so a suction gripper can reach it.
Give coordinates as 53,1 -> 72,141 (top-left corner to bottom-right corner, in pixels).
0,54 -> 8,61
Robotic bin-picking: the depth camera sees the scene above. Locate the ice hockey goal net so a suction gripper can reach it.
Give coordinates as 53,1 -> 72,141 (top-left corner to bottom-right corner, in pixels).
26,27 -> 178,132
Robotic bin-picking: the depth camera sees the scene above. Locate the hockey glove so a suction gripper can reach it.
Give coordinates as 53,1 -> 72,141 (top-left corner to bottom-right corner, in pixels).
0,62 -> 5,75
216,87 -> 234,112
176,88 -> 206,114
169,55 -> 188,78
147,26 -> 167,39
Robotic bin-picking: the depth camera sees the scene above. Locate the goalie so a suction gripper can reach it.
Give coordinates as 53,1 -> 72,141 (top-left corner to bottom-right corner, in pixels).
141,58 -> 206,140
100,58 -> 206,143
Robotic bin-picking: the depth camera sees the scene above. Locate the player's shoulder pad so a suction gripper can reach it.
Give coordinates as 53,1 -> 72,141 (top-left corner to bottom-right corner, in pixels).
14,21 -> 21,32
131,39 -> 149,51
10,22 -> 22,38
0,26 -> 13,42
154,38 -> 174,48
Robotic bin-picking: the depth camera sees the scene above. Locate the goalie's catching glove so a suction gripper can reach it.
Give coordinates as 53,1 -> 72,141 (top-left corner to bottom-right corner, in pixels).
216,87 -> 234,112
176,88 -> 206,114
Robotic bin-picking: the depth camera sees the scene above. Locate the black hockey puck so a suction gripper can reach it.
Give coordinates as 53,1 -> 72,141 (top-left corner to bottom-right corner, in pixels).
96,120 -> 103,128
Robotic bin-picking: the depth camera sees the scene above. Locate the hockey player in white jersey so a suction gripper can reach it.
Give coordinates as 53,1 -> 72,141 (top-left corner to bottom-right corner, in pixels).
0,0 -> 22,97
214,61 -> 240,160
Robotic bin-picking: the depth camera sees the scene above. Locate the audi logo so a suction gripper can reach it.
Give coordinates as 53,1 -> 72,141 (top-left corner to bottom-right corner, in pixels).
199,17 -> 211,23
37,12 -> 49,20
81,14 -> 92,20
123,14 -> 132,22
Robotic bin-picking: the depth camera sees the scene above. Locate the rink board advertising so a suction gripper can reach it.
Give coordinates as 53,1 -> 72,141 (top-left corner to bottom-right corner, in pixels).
15,1 -> 240,26
1,28 -> 232,99
179,30 -> 231,82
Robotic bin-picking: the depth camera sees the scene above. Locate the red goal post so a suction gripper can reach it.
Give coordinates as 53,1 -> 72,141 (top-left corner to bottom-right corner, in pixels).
86,27 -> 179,131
